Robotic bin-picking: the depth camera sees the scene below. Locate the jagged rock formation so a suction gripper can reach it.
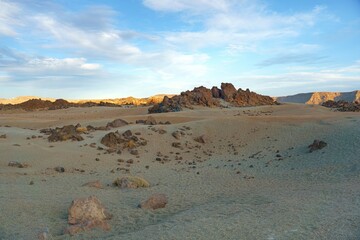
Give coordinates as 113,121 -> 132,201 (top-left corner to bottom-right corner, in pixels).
148,83 -> 275,113
275,90 -> 360,104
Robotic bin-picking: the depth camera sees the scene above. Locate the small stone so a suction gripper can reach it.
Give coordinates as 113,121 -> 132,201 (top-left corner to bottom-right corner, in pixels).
139,193 -> 168,210
54,166 -> 65,173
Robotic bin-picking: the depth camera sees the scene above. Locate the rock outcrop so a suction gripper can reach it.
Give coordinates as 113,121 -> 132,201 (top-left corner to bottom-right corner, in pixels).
148,83 -> 275,113
322,100 -> 360,112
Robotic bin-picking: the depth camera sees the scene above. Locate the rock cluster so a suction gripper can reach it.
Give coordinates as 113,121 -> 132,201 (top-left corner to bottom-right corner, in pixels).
148,83 -> 275,113
322,100 -> 360,112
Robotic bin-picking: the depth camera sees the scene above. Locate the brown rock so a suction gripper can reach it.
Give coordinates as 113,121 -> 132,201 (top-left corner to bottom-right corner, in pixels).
122,130 -> 133,138
100,132 -> 124,148
64,196 -> 112,235
172,131 -> 181,140
0,134 -> 6,139
113,176 -> 150,188
145,116 -> 157,125
82,180 -> 103,189
106,119 -> 128,128
194,135 -> 207,144
308,140 -> 327,152
220,83 -> 237,101
211,86 -> 221,98
139,193 -> 168,210
47,125 -> 84,142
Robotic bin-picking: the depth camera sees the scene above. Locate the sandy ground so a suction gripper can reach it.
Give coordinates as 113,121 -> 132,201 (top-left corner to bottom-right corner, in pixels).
0,104 -> 359,240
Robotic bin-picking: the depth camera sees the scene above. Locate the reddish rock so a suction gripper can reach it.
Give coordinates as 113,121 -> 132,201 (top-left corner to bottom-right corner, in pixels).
220,83 -> 237,101
139,193 -> 168,210
64,196 -> 112,235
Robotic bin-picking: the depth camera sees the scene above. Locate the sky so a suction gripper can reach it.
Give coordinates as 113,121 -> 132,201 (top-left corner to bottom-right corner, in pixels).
0,0 -> 360,99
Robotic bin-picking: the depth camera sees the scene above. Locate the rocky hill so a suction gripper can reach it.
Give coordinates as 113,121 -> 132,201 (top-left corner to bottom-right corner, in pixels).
275,91 -> 360,104
148,83 -> 275,113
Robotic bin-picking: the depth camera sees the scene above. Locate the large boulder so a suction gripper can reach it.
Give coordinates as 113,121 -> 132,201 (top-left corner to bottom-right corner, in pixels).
64,196 -> 112,235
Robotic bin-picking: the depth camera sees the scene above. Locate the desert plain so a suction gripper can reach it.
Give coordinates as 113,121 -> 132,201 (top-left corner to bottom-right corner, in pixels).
0,102 -> 360,239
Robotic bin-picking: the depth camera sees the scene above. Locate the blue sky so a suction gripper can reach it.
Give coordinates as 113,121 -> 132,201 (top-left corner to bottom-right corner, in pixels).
0,0 -> 359,99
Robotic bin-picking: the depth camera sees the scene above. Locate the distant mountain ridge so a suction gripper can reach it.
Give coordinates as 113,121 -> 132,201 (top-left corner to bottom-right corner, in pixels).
274,90 -> 360,104
0,94 -> 174,106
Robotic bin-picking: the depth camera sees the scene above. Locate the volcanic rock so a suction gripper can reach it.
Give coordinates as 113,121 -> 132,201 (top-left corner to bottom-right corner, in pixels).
113,176 -> 150,189
220,83 -> 237,101
106,119 -> 128,129
139,193 -> 168,210
308,140 -> 327,153
322,100 -> 360,112
64,196 -> 112,235
47,125 -> 84,142
100,132 -> 124,148
148,83 -> 275,113
0,134 -> 6,139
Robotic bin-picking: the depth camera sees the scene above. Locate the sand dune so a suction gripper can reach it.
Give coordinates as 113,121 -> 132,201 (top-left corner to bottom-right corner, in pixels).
0,103 -> 359,239
275,90 -> 360,104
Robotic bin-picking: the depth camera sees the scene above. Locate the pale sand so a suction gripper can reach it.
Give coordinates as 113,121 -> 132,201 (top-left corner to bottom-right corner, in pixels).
0,104 -> 359,239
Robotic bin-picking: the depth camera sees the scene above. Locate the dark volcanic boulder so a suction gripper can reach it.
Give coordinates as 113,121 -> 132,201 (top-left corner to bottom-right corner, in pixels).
48,125 -> 84,142
308,140 -> 327,152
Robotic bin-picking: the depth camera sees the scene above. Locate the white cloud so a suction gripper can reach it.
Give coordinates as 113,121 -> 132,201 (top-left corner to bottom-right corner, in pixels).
0,1 -> 22,36
143,0 -> 231,13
